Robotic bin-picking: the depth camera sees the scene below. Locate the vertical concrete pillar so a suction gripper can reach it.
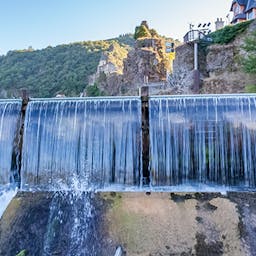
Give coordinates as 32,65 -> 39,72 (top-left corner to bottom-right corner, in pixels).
140,86 -> 150,185
14,89 -> 29,187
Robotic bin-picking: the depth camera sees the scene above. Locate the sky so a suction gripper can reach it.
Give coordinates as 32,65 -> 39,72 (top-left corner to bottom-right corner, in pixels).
0,0 -> 232,55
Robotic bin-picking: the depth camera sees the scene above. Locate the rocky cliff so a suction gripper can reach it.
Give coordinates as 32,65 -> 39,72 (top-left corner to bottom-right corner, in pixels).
94,37 -> 171,96
168,20 -> 256,95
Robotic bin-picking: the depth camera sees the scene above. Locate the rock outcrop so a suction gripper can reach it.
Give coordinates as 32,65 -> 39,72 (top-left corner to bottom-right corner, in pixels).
201,21 -> 256,94
122,38 -> 169,90
94,37 -> 171,96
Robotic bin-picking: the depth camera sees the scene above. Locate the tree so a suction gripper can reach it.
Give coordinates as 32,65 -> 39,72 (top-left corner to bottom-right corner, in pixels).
86,84 -> 102,96
149,29 -> 159,38
134,24 -> 151,40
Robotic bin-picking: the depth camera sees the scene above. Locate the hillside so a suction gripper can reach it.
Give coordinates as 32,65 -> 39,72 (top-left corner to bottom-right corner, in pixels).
0,34 -> 135,98
88,21 -> 177,96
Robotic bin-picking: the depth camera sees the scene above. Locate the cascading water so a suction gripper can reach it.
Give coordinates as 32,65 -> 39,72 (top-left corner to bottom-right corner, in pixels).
21,97 -> 142,190
42,192 -> 101,256
0,100 -> 22,185
149,95 -> 256,188
0,100 -> 21,218
16,97 -> 142,255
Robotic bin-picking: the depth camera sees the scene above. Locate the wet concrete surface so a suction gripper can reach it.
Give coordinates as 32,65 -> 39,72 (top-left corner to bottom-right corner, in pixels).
0,192 -> 256,256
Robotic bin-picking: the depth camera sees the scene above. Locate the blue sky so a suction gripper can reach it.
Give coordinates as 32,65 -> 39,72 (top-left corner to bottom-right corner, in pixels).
0,0 -> 232,55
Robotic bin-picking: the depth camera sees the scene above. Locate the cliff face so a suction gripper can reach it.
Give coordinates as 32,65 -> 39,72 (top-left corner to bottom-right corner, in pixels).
201,22 -> 256,94
123,38 -> 169,84
169,43 -> 195,94
96,38 -> 171,96
169,20 -> 256,95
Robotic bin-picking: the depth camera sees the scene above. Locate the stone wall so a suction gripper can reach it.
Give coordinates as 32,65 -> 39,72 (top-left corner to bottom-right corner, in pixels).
201,20 -> 256,94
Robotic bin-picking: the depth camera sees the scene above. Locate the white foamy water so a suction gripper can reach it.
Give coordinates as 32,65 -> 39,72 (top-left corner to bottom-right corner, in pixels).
0,188 -> 17,218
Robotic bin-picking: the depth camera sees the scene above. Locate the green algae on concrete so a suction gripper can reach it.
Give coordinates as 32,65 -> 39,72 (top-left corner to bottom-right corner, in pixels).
104,192 -> 198,255
103,192 -> 246,256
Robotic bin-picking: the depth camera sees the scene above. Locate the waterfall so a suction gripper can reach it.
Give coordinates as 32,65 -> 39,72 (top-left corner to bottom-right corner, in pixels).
0,100 -> 21,218
21,97 -> 142,190
149,95 -> 256,188
0,100 -> 22,185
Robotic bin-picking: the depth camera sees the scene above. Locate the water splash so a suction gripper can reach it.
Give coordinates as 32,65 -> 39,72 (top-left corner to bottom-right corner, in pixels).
149,95 -> 256,188
42,191 -> 100,256
21,98 -> 142,190
0,187 -> 17,218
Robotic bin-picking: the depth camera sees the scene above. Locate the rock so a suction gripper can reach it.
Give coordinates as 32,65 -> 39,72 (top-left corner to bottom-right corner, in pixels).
96,37 -> 171,96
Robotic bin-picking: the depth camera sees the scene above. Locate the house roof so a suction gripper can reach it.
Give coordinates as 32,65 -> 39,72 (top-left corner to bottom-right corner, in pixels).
230,0 -> 248,11
245,0 -> 256,12
232,13 -> 247,23
230,0 -> 256,13
232,0 -> 248,5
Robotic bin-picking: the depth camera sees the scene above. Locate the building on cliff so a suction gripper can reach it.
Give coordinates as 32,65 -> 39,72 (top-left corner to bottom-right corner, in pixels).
230,0 -> 256,24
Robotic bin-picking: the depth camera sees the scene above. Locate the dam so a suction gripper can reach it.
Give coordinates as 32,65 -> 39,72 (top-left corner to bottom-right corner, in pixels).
1,93 -> 256,255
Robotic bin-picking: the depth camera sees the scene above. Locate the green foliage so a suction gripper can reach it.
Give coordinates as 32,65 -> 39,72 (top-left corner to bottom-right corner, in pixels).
86,84 -> 103,97
0,35 -> 133,98
108,34 -> 135,47
245,84 -> 256,93
242,31 -> 256,74
134,25 -> 152,40
209,20 -> 252,44
16,250 -> 27,256
134,21 -> 161,40
149,29 -> 159,38
106,41 -> 129,73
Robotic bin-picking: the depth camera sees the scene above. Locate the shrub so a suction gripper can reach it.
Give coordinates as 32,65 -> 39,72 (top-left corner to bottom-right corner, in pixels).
209,20 -> 252,44
86,84 -> 103,97
245,84 -> 256,93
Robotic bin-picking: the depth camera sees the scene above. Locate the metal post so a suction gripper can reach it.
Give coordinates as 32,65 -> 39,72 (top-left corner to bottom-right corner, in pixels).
194,41 -> 198,70
193,42 -> 200,93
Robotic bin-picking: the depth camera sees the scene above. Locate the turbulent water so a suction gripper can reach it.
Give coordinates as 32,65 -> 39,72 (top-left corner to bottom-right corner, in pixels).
21,98 -> 142,190
149,95 -> 256,188
0,100 -> 21,185
0,100 -> 21,219
42,192 -> 102,256
0,188 -> 17,218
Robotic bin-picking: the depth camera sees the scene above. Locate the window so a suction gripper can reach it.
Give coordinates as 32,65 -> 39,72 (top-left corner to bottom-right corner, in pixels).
247,10 -> 255,20
234,5 -> 241,15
